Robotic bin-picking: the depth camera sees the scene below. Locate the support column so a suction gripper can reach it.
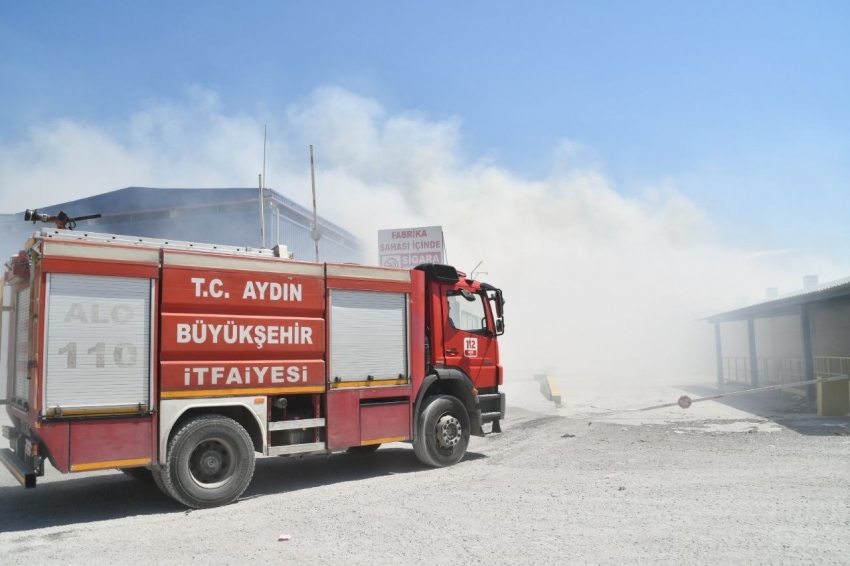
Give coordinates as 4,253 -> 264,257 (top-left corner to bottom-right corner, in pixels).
799,305 -> 815,402
714,322 -> 724,389
747,317 -> 759,387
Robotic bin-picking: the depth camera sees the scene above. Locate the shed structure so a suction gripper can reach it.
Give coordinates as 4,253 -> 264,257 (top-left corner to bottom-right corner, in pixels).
706,278 -> 850,416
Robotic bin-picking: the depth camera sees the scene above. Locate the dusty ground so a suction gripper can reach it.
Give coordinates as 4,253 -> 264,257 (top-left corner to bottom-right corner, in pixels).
1,377 -> 849,565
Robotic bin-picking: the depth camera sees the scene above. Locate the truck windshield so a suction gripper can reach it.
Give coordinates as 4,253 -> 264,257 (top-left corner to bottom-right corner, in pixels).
447,290 -> 488,334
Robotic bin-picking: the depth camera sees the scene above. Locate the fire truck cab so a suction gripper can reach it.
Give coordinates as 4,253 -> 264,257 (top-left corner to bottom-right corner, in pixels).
1,229 -> 505,508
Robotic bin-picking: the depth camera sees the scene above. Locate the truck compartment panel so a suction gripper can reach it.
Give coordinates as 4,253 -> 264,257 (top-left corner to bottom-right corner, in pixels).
12,287 -> 30,402
69,418 -> 152,471
329,290 -> 408,382
360,402 -> 410,443
326,390 -> 360,449
44,274 -> 152,411
37,421 -> 70,473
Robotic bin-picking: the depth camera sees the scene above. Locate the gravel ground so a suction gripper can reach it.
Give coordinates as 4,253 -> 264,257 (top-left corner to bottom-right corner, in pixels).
1,380 -> 849,565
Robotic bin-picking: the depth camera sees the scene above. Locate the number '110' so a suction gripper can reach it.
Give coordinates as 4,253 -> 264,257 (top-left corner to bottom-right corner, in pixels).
57,342 -> 138,369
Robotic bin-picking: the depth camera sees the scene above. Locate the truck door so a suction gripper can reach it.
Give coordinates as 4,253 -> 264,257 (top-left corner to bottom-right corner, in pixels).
441,287 -> 498,388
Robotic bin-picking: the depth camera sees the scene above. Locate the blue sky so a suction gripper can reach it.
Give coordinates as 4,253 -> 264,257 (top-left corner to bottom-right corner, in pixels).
2,1 -> 849,261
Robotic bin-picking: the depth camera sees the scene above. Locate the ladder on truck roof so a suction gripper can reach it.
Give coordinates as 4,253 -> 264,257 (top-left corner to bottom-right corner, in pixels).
30,228 -> 294,259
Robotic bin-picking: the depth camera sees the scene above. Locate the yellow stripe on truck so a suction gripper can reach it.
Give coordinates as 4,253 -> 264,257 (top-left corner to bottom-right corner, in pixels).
70,457 -> 151,472
331,379 -> 408,389
161,386 -> 325,399
361,436 -> 407,446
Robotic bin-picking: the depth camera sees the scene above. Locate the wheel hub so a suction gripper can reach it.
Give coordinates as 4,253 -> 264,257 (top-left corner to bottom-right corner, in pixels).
436,415 -> 462,448
201,450 -> 222,474
189,439 -> 232,486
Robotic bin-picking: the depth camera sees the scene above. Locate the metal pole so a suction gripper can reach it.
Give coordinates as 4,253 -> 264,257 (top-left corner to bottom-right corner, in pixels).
441,234 -> 448,264
714,322 -> 724,389
747,317 -> 759,387
258,174 -> 265,249
260,126 -> 268,249
800,305 -> 816,401
310,145 -> 321,262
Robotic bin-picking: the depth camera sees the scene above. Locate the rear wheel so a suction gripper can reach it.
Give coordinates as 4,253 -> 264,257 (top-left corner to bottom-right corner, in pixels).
160,415 -> 256,509
413,395 -> 470,467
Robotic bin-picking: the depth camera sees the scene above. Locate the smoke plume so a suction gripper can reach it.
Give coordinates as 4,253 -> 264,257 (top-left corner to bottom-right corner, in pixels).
1,86 -> 845,383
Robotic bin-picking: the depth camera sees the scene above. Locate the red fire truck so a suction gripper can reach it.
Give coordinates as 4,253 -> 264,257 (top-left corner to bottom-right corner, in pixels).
1,228 -> 505,508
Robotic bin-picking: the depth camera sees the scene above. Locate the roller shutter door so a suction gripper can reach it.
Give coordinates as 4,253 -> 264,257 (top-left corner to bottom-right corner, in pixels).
13,288 -> 30,401
44,274 -> 152,410
330,290 -> 407,382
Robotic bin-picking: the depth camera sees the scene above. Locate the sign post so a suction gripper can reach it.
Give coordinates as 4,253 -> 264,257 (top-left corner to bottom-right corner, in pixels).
378,226 -> 444,268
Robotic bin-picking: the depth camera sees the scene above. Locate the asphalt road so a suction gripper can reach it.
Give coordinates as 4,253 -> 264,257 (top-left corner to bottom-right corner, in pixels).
1,380 -> 849,565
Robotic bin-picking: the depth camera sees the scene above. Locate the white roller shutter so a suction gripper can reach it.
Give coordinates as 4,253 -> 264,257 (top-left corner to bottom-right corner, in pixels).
44,274 -> 152,410
13,288 -> 30,401
330,290 -> 408,382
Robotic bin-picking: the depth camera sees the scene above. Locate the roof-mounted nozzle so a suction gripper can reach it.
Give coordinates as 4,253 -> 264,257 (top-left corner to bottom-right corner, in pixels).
24,209 -> 102,230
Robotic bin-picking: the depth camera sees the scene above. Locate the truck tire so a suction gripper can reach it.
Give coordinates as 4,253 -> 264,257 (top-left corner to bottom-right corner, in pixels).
160,415 -> 256,509
347,444 -> 381,454
151,466 -> 171,496
413,395 -> 470,467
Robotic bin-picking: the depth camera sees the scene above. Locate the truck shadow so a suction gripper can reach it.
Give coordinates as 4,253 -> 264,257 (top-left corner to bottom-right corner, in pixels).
245,448 -> 486,500
679,384 -> 850,437
0,447 -> 486,533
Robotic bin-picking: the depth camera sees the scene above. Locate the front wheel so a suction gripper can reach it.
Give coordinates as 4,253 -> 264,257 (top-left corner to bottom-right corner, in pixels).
160,415 -> 256,509
413,395 -> 470,467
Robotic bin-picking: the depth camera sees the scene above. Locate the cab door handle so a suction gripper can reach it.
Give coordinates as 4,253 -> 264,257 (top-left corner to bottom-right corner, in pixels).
446,349 -> 459,356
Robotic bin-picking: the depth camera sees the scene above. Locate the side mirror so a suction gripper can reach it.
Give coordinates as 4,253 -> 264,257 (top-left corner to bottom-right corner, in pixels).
495,318 -> 504,335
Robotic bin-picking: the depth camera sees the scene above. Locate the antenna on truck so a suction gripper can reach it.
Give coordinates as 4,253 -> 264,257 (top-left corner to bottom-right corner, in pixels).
24,209 -> 101,230
310,145 -> 322,262
470,261 -> 488,279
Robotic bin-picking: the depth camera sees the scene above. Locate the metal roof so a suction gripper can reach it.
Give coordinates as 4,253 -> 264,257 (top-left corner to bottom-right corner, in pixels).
21,187 -> 357,242
705,277 -> 850,323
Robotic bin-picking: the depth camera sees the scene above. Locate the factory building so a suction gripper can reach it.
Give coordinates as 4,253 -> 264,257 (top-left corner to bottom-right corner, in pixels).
0,187 -> 363,264
706,276 -> 850,416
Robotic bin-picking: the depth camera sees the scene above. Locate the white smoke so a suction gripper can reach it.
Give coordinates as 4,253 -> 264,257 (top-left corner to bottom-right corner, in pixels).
1,85 -> 845,383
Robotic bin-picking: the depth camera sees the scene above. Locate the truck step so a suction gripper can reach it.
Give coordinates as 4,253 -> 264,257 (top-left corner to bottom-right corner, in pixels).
269,418 -> 326,431
267,442 -> 327,456
0,448 -> 36,488
481,411 -> 502,421
477,394 -> 502,401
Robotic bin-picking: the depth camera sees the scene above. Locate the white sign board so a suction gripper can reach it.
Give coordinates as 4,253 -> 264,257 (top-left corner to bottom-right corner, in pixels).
378,226 -> 444,269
